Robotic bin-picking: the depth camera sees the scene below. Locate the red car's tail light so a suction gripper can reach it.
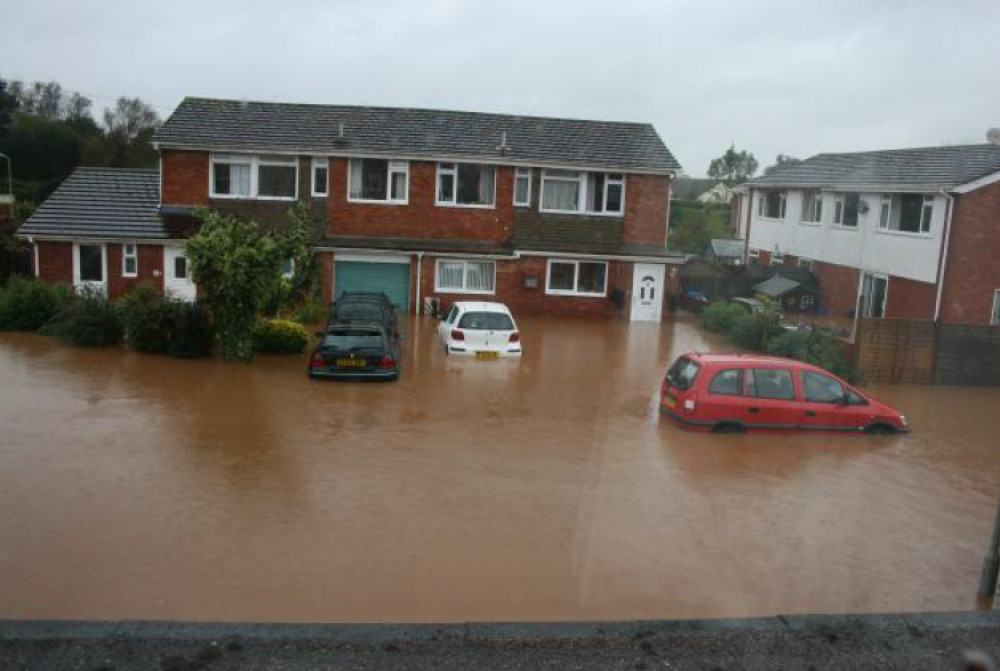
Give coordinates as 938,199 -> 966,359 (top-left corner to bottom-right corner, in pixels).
451,329 -> 465,341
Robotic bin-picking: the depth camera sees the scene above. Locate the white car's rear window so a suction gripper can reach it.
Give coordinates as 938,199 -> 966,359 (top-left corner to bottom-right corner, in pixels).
457,312 -> 515,331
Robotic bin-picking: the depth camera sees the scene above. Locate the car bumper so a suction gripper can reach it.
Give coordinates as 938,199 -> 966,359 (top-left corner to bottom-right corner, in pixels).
446,345 -> 522,357
309,368 -> 399,381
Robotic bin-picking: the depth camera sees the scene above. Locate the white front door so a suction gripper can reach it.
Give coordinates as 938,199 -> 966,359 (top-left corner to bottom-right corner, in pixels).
631,263 -> 665,322
164,247 -> 196,302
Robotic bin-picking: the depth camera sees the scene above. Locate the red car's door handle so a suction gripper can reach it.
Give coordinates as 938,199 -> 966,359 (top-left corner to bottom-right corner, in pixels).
748,407 -> 760,414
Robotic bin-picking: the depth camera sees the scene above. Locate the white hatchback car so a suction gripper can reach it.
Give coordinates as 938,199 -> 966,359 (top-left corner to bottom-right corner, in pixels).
437,301 -> 522,359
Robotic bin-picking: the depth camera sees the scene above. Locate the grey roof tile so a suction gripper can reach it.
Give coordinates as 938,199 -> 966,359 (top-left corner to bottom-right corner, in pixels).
18,168 -> 166,239
155,97 -> 681,174
750,144 -> 1000,190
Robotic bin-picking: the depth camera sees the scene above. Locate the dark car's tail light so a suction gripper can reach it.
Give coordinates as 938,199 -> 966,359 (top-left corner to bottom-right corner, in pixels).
310,354 -> 326,368
509,331 -> 520,343
378,355 -> 395,369
451,329 -> 465,341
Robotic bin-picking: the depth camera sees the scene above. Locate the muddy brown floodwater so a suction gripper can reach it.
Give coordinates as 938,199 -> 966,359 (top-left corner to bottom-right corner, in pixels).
1,314 -> 1000,624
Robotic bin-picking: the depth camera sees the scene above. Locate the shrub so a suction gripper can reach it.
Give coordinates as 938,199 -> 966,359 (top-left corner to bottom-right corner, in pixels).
700,301 -> 747,334
120,283 -> 180,353
42,290 -> 123,347
294,297 -> 327,325
728,310 -> 782,351
0,277 -> 73,331
766,329 -> 857,382
253,318 -> 309,354
169,303 -> 215,359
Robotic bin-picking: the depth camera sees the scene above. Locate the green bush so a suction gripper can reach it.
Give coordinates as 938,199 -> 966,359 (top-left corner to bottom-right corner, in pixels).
766,330 -> 857,382
42,290 -> 123,347
0,277 -> 73,331
253,318 -> 309,354
120,283 -> 179,353
700,301 -> 747,334
169,303 -> 215,359
293,297 -> 327,325
728,310 -> 782,351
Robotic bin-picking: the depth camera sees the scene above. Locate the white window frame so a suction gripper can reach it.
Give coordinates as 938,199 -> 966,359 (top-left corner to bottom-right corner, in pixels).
539,170 -> 625,216
800,191 -> 823,224
434,259 -> 497,295
209,153 -> 298,201
311,158 -> 329,197
347,158 -> 409,204
991,289 -> 1000,326
122,243 -> 138,278
877,194 -> 934,237
72,242 -> 107,290
878,195 -> 892,230
757,190 -> 787,220
801,294 -> 815,310
513,167 -> 532,207
832,192 -> 860,229
435,162 -> 497,209
748,248 -> 760,260
544,259 -> 609,297
771,250 -> 785,264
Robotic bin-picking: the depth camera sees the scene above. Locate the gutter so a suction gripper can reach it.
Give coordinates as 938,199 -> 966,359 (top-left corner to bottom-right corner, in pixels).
933,189 -> 956,322
312,246 -> 685,265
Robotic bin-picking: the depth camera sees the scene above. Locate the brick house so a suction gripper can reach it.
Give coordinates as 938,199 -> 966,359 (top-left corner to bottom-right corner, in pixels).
20,97 -> 684,321
733,143 -> 1000,326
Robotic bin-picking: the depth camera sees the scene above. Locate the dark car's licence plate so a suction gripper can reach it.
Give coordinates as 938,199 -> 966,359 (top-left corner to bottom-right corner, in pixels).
336,359 -> 367,368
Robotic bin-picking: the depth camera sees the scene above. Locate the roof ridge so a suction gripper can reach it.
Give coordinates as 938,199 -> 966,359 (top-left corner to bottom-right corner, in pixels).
179,96 -> 656,129
812,143 -> 1000,159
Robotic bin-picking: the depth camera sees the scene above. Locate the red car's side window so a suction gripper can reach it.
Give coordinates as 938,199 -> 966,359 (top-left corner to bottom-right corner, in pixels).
708,369 -> 743,396
801,371 -> 845,404
746,368 -> 795,401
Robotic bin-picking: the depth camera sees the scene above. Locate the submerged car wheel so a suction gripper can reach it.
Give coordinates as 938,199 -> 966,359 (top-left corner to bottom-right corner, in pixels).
864,423 -> 895,435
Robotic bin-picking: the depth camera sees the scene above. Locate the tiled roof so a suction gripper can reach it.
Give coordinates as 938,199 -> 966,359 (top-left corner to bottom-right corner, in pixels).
750,144 -> 1000,190
18,168 -> 166,239
156,97 -> 681,174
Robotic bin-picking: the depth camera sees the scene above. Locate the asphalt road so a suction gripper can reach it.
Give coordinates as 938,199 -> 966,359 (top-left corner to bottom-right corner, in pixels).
2,611 -> 999,670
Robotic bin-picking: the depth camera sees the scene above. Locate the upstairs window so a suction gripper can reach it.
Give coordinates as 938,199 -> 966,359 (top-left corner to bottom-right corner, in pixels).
833,193 -> 860,227
878,194 -> 933,234
514,167 -> 532,206
437,163 -> 496,207
348,159 -> 408,203
210,154 -> 297,200
801,191 -> 823,223
758,190 -> 786,219
540,170 -> 625,215
122,243 -> 137,277
312,158 -> 329,197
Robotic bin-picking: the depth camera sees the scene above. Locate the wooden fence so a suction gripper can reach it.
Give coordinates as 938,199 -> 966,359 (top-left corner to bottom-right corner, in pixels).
855,318 -> 1000,386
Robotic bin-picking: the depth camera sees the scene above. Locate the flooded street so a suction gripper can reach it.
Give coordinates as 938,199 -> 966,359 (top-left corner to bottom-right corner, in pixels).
1,314 -> 999,624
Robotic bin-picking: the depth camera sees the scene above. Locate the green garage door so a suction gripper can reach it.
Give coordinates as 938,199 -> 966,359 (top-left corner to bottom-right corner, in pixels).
334,260 -> 410,311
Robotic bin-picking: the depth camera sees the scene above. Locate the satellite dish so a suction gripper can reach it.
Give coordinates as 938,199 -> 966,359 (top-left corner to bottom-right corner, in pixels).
988,128 -> 1000,145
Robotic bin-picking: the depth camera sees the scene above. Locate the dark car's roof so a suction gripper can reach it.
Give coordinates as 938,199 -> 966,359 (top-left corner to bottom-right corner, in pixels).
326,319 -> 389,331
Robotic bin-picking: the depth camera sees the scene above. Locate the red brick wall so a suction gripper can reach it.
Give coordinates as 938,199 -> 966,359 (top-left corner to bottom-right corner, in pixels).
36,241 -> 73,284
623,174 -> 669,246
885,275 -> 936,320
326,159 -> 514,241
106,244 -> 164,298
812,260 -> 859,318
940,180 -> 1000,325
162,150 -> 209,205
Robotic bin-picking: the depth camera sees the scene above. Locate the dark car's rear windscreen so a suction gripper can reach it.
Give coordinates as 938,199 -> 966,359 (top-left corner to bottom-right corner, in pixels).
336,303 -> 386,321
457,312 -> 515,330
323,330 -> 384,352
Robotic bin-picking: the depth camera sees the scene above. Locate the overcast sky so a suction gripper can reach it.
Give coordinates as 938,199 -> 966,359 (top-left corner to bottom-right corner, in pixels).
2,0 -> 999,176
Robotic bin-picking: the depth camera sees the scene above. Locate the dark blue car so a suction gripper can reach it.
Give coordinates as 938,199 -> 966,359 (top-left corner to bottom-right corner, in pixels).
308,321 -> 401,381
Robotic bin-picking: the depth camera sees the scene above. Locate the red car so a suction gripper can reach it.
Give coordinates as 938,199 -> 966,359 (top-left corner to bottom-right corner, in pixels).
660,353 -> 908,434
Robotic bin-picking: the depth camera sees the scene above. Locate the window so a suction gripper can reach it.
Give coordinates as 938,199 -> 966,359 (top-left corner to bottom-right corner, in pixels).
122,243 -> 137,277
457,312 -> 515,330
78,244 -> 103,282
210,154 -> 297,200
748,249 -> 760,260
437,163 -> 496,207
281,258 -> 295,279
771,250 -> 785,264
666,357 -> 700,390
312,158 -> 329,197
514,167 -> 532,206
991,289 -> 1000,326
708,369 -> 743,396
746,368 -> 795,401
801,294 -> 815,310
348,158 -> 408,203
758,191 -> 786,219
801,371 -> 845,404
860,273 -> 888,318
878,194 -> 933,234
834,193 -> 860,227
801,191 -> 823,223
546,259 -> 608,296
540,170 -> 624,215
798,257 -> 813,271
435,259 -> 496,294
174,255 -> 188,280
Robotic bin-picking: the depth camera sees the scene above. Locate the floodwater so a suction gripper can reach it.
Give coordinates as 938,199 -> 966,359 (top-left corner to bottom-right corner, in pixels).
1,314 -> 999,624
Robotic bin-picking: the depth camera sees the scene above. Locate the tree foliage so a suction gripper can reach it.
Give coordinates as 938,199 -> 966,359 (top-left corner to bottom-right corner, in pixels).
185,210 -> 283,362
764,154 -> 802,176
668,202 -> 733,253
707,145 -> 758,184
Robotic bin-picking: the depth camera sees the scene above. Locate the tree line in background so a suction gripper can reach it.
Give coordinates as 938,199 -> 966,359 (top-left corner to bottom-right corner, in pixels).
0,76 -> 161,218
